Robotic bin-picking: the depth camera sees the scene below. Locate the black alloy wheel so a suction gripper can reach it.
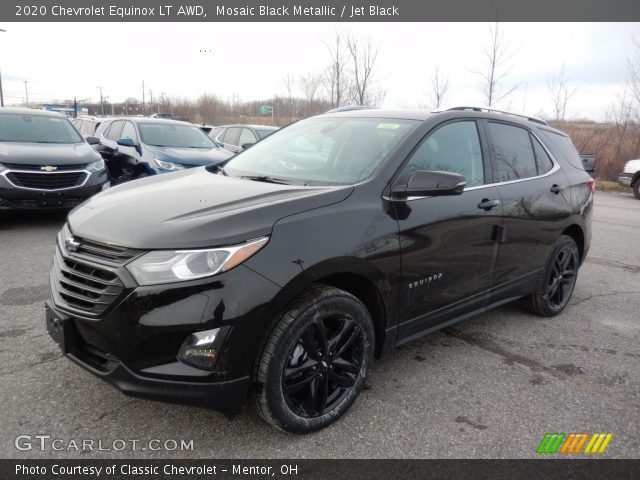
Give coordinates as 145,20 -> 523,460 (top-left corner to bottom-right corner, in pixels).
524,235 -> 580,317
253,285 -> 374,433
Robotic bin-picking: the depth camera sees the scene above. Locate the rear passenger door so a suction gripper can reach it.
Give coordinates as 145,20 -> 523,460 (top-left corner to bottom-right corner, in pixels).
485,120 -> 573,303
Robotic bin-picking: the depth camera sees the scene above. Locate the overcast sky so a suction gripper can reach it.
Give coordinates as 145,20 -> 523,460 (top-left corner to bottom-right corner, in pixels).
0,22 -> 638,120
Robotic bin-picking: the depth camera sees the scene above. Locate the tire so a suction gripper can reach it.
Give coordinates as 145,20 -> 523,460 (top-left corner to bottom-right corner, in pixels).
633,180 -> 640,200
252,285 -> 375,433
523,235 -> 580,317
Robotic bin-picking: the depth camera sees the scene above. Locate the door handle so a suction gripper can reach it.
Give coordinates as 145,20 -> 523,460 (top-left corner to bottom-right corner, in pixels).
477,198 -> 500,210
550,184 -> 565,194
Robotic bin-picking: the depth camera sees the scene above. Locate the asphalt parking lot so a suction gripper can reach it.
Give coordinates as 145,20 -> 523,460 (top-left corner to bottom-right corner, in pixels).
0,191 -> 638,459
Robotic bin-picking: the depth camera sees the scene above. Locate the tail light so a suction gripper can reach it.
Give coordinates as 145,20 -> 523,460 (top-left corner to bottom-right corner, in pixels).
587,178 -> 595,193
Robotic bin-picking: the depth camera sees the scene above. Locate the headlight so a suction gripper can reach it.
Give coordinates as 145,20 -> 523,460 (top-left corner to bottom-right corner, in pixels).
126,236 -> 269,286
154,158 -> 185,171
86,159 -> 105,172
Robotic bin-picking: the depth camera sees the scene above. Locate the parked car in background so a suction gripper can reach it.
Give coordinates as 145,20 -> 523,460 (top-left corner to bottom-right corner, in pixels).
210,124 -> 279,153
72,116 -> 110,140
579,153 -> 596,176
618,159 -> 640,199
46,107 -> 592,432
0,108 -> 107,209
197,124 -> 215,135
91,117 -> 233,185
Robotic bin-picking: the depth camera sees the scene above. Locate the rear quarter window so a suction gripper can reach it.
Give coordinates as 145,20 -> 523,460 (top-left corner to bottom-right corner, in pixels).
538,129 -> 584,171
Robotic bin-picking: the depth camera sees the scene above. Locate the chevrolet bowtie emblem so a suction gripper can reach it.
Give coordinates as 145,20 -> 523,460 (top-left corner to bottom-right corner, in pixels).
40,165 -> 58,172
65,236 -> 81,252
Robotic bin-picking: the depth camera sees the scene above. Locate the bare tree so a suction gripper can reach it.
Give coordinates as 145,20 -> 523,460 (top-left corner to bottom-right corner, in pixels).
282,73 -> 296,122
346,35 -> 380,106
627,38 -> 640,119
475,22 -> 517,106
547,63 -> 576,121
299,72 -> 324,115
324,31 -> 349,108
429,66 -> 450,109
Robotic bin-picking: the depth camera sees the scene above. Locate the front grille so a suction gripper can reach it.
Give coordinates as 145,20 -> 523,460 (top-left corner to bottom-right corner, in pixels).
7,171 -> 86,190
3,163 -> 87,171
52,246 -> 124,315
74,238 -> 140,263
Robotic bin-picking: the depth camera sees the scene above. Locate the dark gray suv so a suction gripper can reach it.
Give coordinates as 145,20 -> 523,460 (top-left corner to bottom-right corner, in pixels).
0,108 -> 107,209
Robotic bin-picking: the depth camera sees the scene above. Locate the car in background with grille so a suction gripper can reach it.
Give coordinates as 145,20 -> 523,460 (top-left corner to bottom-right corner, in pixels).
0,107 -> 107,209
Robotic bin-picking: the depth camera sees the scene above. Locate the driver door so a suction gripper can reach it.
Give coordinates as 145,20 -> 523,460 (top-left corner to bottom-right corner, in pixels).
392,120 -> 503,341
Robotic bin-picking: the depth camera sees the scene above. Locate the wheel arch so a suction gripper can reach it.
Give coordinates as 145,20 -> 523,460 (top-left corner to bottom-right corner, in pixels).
561,224 -> 585,262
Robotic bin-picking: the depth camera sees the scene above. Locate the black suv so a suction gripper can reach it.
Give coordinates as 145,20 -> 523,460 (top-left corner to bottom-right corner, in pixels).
46,107 -> 593,433
0,108 -> 107,209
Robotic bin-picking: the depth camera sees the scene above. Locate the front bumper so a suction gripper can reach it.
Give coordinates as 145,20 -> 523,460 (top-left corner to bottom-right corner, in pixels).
0,171 -> 107,209
46,233 -> 281,414
617,173 -> 633,188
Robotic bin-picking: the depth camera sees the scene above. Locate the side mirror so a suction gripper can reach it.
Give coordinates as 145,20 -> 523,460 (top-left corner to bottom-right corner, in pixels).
117,137 -> 137,147
86,136 -> 100,145
392,170 -> 466,199
241,142 -> 255,150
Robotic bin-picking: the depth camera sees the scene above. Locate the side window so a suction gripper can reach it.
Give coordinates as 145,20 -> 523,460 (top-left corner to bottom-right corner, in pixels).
121,121 -> 138,143
210,127 -> 223,140
223,127 -> 241,146
238,128 -> 257,146
532,136 -> 554,175
405,121 -> 485,187
488,122 -> 537,182
105,121 -> 124,141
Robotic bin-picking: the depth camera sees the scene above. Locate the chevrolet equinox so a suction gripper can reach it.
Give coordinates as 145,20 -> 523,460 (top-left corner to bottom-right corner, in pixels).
46,107 -> 593,433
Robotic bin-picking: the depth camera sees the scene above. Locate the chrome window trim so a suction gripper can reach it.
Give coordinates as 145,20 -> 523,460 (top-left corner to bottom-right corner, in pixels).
0,168 -> 91,192
384,129 -> 562,200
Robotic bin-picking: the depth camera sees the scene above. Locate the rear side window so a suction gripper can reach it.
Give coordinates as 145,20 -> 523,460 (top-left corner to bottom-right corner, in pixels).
210,127 -> 223,140
105,121 -> 124,141
223,127 -> 241,146
239,128 -> 257,146
532,136 -> 554,175
539,129 -> 584,171
405,121 -> 485,187
121,121 -> 138,143
488,122 -> 537,182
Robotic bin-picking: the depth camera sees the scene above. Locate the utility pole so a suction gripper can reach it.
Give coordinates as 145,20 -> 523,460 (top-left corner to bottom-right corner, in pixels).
97,86 -> 104,116
149,90 -> 154,113
141,80 -> 145,116
22,80 -> 29,107
0,28 -> 6,107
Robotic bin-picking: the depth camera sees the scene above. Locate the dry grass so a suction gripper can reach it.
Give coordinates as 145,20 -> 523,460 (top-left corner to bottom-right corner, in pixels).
595,180 -> 630,193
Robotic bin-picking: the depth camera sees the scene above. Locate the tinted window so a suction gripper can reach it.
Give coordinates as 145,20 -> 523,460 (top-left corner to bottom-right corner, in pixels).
105,121 -> 124,141
0,113 -> 83,144
256,129 -> 276,140
223,127 -> 242,146
121,121 -> 138,143
489,122 -> 537,182
532,136 -> 554,175
405,121 -> 485,187
539,129 -> 584,171
239,128 -> 257,146
224,117 -> 418,186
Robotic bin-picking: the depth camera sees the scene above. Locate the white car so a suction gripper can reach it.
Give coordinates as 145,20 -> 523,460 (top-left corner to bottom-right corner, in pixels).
618,159 -> 640,199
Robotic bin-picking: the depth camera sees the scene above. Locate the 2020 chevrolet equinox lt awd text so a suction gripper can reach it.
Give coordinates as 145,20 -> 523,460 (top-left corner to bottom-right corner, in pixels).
46,107 -> 593,433
0,108 -> 107,209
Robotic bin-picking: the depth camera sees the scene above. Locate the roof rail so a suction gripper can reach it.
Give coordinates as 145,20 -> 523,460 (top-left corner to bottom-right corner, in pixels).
434,106 -> 548,126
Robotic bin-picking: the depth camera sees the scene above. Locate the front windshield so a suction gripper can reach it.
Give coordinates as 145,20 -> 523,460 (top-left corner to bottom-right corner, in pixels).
224,117 -> 418,185
0,113 -> 84,144
138,123 -> 216,148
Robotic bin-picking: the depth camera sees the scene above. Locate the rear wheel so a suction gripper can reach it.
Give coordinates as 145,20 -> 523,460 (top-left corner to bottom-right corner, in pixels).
253,285 -> 374,433
524,235 -> 580,317
633,180 -> 640,200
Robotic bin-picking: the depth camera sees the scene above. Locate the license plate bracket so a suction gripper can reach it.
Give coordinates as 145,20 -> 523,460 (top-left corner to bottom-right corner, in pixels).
45,303 -> 74,353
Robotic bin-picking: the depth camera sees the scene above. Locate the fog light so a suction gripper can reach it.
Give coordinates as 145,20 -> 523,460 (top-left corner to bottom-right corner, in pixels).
178,326 -> 230,370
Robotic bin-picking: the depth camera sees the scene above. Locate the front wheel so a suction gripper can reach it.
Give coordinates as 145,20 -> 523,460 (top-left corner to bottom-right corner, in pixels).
523,235 -> 580,317
252,286 -> 375,433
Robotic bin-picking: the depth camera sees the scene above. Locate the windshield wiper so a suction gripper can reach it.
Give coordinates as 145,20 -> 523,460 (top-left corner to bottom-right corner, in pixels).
240,175 -> 292,185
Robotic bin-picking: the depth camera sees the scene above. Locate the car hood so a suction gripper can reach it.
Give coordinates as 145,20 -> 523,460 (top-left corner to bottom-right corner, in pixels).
68,168 -> 353,249
0,142 -> 101,165
146,145 -> 233,166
